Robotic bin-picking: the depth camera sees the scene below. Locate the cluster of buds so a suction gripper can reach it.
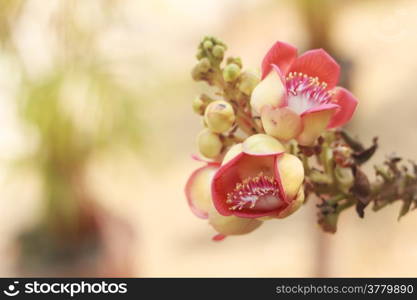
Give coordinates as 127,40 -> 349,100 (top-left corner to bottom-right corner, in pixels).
186,36 -> 416,240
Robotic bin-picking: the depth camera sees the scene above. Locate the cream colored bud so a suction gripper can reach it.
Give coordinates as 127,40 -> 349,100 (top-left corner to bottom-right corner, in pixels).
204,100 -> 235,133
197,129 -> 223,158
238,71 -> 260,95
223,63 -> 240,82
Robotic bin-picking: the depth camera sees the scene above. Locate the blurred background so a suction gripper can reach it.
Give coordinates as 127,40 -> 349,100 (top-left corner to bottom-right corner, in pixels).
1,0 -> 417,277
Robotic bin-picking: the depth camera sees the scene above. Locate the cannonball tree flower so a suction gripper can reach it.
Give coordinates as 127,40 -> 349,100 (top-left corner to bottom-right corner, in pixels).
185,159 -> 262,240
212,134 -> 305,219
251,41 -> 358,146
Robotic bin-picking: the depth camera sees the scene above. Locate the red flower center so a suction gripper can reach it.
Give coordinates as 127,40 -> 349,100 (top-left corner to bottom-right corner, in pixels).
226,172 -> 284,212
285,72 -> 333,114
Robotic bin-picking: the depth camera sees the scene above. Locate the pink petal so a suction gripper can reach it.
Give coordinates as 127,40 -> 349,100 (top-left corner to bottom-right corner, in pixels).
185,164 -> 218,219
212,234 -> 226,241
327,87 -> 358,128
261,41 -> 298,79
190,154 -> 220,165
289,49 -> 340,89
300,103 -> 340,116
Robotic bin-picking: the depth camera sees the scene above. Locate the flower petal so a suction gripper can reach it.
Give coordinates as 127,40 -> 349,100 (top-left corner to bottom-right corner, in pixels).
212,234 -> 226,241
185,165 -> 218,219
211,152 -> 281,218
250,67 -> 286,114
296,106 -> 337,146
276,153 -> 304,199
209,209 -> 263,236
221,143 -> 243,165
277,188 -> 305,218
261,106 -> 303,142
289,49 -> 340,89
242,133 -> 285,155
261,41 -> 298,79
212,152 -> 281,218
327,87 -> 358,128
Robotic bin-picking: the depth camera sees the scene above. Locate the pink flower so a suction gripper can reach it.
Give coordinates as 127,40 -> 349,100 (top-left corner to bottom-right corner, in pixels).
211,134 -> 305,219
251,41 -> 358,146
185,158 -> 263,239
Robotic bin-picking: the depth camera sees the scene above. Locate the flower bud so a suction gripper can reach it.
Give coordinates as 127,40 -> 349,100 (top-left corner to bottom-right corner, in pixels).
203,40 -> 213,50
238,71 -> 260,95
226,57 -> 242,68
192,96 -> 205,115
191,65 -> 203,81
198,57 -> 211,73
212,45 -> 225,59
204,100 -> 235,133
197,129 -> 223,159
223,63 -> 240,82
196,49 -> 204,60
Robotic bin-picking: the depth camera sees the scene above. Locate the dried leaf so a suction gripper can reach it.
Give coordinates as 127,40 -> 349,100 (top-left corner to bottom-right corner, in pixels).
352,137 -> 378,165
338,130 -> 364,152
398,199 -> 412,220
351,166 -> 371,218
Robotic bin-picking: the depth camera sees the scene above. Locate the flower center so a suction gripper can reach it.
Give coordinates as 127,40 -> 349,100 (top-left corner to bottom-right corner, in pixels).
226,172 -> 283,211
285,72 -> 333,114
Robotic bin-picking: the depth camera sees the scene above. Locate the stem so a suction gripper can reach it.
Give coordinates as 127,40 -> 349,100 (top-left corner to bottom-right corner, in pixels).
327,194 -> 345,206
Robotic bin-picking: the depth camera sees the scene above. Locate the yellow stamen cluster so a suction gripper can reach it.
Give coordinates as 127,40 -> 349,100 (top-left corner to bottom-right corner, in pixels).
286,72 -> 328,89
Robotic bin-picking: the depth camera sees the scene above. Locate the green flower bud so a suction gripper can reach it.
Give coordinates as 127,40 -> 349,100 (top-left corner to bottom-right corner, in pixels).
223,63 -> 240,82
226,57 -> 242,68
192,96 -> 205,115
191,65 -> 203,81
203,40 -> 213,50
196,49 -> 204,60
238,71 -> 260,95
204,100 -> 235,133
212,45 -> 225,59
198,57 -> 211,73
197,129 -> 222,159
